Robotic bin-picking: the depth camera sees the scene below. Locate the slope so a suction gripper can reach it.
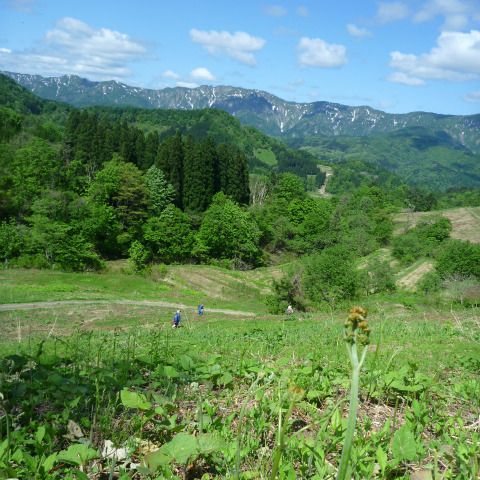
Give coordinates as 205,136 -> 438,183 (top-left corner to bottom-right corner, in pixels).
0,74 -> 320,178
291,127 -> 480,190
5,71 -> 480,154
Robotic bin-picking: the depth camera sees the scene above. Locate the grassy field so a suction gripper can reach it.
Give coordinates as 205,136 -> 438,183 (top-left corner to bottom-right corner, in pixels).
393,207 -> 480,244
0,266 -> 479,479
254,148 -> 277,167
0,263 -> 285,313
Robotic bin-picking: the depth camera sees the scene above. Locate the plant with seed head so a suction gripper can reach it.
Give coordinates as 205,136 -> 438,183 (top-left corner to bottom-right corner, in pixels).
336,306 -> 370,480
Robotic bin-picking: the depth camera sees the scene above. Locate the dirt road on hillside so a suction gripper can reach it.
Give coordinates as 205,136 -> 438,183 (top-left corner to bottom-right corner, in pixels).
396,261 -> 434,290
0,300 -> 256,317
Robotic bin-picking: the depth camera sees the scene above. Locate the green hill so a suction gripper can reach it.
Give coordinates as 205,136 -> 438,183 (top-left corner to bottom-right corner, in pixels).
290,127 -> 480,190
5,71 -> 480,155
0,74 -> 320,179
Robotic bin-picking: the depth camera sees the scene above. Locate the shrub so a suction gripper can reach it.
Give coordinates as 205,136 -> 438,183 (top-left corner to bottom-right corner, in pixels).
149,264 -> 168,282
0,220 -> 23,266
194,193 -> 261,267
436,239 -> 480,280
360,258 -> 396,295
302,246 -> 360,307
418,271 -> 442,294
267,271 -> 307,313
128,240 -> 150,273
392,216 -> 452,263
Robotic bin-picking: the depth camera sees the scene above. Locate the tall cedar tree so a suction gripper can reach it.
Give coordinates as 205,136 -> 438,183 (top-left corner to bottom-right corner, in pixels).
61,113 -> 250,210
216,144 -> 250,204
143,132 -> 159,170
183,136 -> 216,211
157,131 -> 184,208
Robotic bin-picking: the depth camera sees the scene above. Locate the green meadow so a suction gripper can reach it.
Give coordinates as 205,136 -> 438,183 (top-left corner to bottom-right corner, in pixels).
0,267 -> 479,479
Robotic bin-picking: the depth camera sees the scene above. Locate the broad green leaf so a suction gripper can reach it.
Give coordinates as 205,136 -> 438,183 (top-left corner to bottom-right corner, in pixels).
120,389 -> 151,410
330,408 -> 342,430
411,399 -> 422,418
58,443 -> 99,466
154,406 -> 166,415
376,445 -> 387,473
68,469 -> 89,480
218,371 -> 233,386
11,448 -> 24,463
307,390 -> 322,400
143,448 -> 170,470
166,432 -> 199,464
0,439 -> 8,461
179,355 -> 194,370
392,426 -> 417,462
197,433 -> 225,455
42,453 -> 58,472
164,366 -> 179,378
35,425 -> 46,444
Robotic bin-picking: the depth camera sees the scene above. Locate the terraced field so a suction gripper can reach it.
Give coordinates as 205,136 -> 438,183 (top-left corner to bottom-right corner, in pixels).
394,207 -> 480,243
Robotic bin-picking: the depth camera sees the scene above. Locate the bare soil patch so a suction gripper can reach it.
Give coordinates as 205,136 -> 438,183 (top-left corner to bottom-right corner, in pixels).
396,261 -> 434,290
394,207 -> 480,243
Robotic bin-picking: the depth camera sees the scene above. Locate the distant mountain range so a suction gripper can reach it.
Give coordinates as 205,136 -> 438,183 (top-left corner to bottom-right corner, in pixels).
4,71 -> 480,155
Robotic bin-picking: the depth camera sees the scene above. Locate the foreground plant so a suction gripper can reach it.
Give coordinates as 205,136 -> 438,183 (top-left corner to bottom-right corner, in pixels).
336,306 -> 370,480
270,385 -> 304,480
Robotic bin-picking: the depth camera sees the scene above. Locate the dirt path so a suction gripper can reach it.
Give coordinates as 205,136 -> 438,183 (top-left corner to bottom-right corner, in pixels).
317,165 -> 333,197
0,300 -> 256,317
396,261 -> 433,290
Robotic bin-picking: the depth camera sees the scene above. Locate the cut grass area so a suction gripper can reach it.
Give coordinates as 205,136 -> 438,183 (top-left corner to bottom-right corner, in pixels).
393,206 -> 480,243
395,258 -> 434,290
0,303 -> 253,347
0,265 -> 275,313
254,147 -> 277,166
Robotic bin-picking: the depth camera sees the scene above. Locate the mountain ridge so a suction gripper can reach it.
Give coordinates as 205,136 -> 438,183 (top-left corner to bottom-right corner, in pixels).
4,71 -> 479,155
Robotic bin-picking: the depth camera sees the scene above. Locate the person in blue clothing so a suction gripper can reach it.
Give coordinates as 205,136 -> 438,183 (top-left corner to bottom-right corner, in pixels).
172,309 -> 181,328
198,304 -> 204,316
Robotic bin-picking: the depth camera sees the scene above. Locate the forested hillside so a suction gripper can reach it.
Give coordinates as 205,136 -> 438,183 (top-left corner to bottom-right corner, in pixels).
0,74 -> 328,271
289,127 -> 480,190
5,72 -> 480,191
1,72 -> 479,315
5,71 -> 480,155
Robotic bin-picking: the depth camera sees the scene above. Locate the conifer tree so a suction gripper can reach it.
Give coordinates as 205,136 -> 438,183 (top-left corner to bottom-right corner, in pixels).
157,131 -> 184,208
183,137 -> 216,211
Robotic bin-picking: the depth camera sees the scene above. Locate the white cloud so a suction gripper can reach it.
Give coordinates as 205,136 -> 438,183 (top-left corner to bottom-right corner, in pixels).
347,23 -> 372,37
297,5 -> 309,16
389,30 -> 480,82
387,72 -> 425,85
190,67 -> 215,81
190,28 -> 265,66
464,90 -> 480,102
297,37 -> 347,68
264,4 -> 287,16
0,17 -> 147,79
414,0 -> 477,30
3,0 -> 36,13
0,47 -> 12,53
176,81 -> 198,88
162,69 -> 180,80
376,2 -> 410,23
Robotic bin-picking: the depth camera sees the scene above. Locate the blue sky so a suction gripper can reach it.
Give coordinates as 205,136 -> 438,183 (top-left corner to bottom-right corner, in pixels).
1,0 -> 479,115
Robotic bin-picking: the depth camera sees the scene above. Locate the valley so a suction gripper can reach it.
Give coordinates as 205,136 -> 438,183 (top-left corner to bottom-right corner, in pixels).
0,72 -> 479,479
